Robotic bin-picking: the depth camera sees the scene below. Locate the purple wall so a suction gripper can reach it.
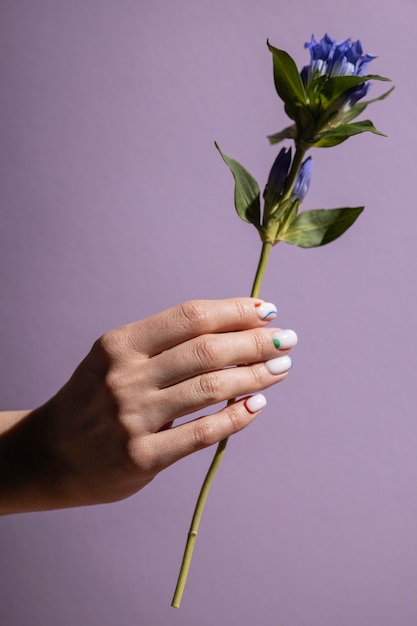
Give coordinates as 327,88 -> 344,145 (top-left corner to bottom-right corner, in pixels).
1,1 -> 416,624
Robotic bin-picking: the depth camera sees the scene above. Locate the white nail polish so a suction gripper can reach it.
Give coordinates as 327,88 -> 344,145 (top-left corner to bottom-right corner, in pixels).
255,301 -> 278,321
244,393 -> 267,414
265,354 -> 293,375
272,329 -> 298,350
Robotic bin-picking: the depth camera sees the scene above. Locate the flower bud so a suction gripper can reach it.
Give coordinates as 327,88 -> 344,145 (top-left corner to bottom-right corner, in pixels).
292,156 -> 312,202
265,147 -> 291,202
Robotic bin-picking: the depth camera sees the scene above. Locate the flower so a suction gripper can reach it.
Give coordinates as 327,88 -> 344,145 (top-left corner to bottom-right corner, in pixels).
267,35 -> 391,149
262,148 -> 313,238
301,34 -> 376,112
301,34 -> 376,83
266,148 -> 312,204
265,147 -> 291,202
291,156 -> 312,202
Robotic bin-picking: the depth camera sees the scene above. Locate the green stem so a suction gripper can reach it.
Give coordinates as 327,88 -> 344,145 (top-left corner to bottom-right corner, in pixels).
171,436 -> 228,608
251,241 -> 272,298
171,241 -> 271,608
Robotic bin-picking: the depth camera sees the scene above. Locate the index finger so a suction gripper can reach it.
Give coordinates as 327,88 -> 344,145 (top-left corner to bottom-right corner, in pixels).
124,298 -> 278,357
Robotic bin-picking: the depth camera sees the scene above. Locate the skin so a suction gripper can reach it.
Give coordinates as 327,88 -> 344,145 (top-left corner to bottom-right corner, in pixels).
0,298 -> 295,515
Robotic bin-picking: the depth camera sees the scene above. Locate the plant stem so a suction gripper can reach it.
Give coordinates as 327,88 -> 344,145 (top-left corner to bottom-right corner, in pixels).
251,241 -> 272,297
171,241 -> 272,608
171,436 -> 228,608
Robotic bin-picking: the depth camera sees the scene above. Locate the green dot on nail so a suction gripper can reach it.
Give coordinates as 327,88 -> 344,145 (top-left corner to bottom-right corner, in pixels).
273,338 -> 281,349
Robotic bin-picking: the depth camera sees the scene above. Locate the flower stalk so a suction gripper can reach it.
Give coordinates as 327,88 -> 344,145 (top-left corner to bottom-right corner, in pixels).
171,436 -> 228,608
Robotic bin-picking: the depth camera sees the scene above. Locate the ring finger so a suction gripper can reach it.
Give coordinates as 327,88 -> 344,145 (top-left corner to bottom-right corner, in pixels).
155,354 -> 293,422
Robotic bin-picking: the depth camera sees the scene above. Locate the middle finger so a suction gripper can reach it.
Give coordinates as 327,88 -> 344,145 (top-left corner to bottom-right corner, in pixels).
149,327 -> 298,388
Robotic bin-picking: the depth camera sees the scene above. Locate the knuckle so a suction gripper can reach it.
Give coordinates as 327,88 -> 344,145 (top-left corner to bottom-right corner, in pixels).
251,329 -> 268,359
130,437 -> 156,475
103,369 -> 121,397
179,300 -> 208,328
234,299 -> 248,324
198,372 -> 223,402
192,420 -> 217,449
93,328 -> 129,362
226,404 -> 245,434
250,363 -> 266,388
194,336 -> 222,368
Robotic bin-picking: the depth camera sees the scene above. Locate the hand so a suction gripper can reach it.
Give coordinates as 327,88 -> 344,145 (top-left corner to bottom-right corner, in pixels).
0,298 -> 297,513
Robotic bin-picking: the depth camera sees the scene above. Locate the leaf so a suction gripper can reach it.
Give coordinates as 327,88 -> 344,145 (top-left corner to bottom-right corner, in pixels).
267,41 -> 307,120
215,142 -> 261,228
267,123 -> 297,145
341,85 -> 395,125
280,207 -> 364,247
363,74 -> 392,82
314,119 -> 386,148
320,74 -> 391,104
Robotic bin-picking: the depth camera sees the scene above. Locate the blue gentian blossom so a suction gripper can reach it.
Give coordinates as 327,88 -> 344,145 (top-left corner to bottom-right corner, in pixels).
301,34 -> 376,108
265,147 -> 312,210
292,156 -> 313,202
266,147 -> 291,199
302,34 -> 376,81
268,34 -> 390,149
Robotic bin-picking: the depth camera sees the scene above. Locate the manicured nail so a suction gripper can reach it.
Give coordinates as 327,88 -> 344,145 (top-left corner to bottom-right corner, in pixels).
244,393 -> 267,414
255,301 -> 278,321
272,329 -> 298,350
265,354 -> 293,375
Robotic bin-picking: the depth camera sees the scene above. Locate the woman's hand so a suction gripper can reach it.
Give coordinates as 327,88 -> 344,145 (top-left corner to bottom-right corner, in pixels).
0,297 -> 297,514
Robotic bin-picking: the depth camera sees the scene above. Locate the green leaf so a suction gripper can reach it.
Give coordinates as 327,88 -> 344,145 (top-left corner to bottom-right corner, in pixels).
314,119 -> 386,148
362,74 -> 392,82
341,85 -> 395,125
320,74 -> 391,104
267,123 -> 297,145
215,142 -> 261,228
280,207 -> 364,247
267,41 -> 307,120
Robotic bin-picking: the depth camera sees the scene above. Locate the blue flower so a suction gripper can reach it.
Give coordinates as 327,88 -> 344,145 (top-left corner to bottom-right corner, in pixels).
265,147 -> 291,200
266,148 -> 312,204
292,156 -> 312,202
302,34 -> 376,82
263,148 -> 312,232
268,36 -> 391,149
301,34 -> 376,108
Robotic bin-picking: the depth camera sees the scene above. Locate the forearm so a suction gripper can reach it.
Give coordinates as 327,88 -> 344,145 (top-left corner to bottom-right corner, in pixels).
0,406 -> 67,515
0,410 -> 31,432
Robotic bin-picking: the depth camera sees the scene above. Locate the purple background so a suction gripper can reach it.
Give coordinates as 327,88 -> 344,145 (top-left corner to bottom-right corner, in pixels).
1,1 -> 416,624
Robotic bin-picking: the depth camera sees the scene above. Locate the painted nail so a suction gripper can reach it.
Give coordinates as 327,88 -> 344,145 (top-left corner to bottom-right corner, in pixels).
272,329 -> 298,350
255,301 -> 278,321
265,354 -> 293,375
244,393 -> 267,414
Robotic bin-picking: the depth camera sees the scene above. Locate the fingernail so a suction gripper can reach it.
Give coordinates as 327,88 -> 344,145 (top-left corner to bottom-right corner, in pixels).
244,393 -> 267,414
265,354 -> 293,375
272,329 -> 298,350
255,301 -> 278,321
